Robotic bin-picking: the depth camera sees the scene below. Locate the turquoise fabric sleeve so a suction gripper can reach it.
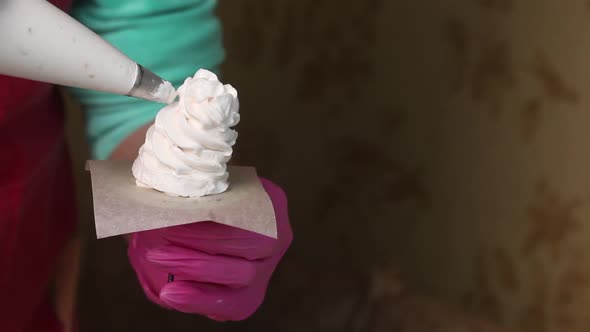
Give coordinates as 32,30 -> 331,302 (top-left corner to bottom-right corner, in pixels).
68,0 -> 224,159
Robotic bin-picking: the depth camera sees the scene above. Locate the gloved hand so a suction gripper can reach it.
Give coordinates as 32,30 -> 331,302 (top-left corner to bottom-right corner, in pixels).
127,178 -> 293,321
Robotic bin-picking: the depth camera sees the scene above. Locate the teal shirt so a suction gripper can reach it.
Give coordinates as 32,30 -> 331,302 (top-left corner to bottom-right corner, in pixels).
68,0 -> 224,159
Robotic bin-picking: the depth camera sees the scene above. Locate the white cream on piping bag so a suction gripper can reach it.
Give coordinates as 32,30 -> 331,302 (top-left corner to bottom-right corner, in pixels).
132,69 -> 240,197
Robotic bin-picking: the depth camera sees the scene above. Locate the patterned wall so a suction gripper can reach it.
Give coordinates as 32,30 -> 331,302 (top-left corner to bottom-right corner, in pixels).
219,0 -> 590,331
70,1 -> 590,331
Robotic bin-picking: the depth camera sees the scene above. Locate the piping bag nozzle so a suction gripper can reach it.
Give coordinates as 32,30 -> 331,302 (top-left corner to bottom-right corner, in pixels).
128,65 -> 177,104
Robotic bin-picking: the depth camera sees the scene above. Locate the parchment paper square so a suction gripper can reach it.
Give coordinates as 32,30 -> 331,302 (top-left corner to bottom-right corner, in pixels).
86,160 -> 277,239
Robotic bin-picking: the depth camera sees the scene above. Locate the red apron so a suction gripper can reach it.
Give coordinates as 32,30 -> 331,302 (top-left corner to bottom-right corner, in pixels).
0,1 -> 76,331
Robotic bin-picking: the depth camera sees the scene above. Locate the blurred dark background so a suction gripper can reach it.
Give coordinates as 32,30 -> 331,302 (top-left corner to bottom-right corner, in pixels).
63,1 -> 590,331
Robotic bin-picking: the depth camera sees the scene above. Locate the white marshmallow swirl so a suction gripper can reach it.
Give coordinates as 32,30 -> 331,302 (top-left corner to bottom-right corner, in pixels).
132,69 -> 240,197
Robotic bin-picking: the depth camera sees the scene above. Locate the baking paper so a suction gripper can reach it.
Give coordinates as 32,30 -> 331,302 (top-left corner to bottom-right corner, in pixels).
86,160 -> 277,239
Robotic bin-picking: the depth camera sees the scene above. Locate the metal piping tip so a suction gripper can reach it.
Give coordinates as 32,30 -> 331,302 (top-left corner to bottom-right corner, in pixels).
127,64 -> 177,104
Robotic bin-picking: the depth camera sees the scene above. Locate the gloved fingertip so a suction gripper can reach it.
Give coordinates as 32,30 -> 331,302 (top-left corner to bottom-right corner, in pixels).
160,282 -> 236,320
145,247 -> 171,263
159,282 -> 202,312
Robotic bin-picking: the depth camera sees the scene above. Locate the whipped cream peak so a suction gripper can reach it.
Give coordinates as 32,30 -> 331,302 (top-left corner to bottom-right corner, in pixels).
132,69 -> 240,197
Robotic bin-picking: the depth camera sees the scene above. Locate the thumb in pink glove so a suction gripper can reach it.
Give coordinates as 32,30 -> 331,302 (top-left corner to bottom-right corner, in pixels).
127,178 -> 293,321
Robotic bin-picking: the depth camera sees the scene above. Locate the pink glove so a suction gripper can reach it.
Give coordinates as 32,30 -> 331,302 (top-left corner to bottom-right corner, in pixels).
127,178 -> 293,321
